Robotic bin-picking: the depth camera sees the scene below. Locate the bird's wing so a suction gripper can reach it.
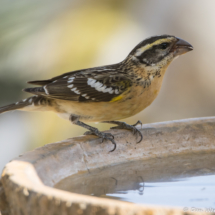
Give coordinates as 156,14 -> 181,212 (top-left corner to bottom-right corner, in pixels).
25,69 -> 132,102
27,69 -> 85,86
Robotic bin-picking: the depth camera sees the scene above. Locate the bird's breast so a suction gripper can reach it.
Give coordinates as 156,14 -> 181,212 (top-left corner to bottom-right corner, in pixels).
120,75 -> 164,116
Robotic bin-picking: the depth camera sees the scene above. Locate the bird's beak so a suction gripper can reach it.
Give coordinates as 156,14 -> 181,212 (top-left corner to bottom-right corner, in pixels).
172,37 -> 193,56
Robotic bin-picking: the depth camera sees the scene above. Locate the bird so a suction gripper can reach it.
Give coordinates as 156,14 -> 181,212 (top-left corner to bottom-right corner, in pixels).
0,35 -> 193,152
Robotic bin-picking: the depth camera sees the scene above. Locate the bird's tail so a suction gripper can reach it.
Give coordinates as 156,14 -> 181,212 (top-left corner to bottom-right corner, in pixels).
0,96 -> 51,114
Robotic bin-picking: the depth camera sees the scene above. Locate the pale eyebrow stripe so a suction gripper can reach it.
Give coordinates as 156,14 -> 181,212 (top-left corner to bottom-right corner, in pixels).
135,38 -> 173,56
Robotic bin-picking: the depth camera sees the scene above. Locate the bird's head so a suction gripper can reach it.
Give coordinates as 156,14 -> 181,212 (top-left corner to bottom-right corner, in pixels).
128,35 -> 193,69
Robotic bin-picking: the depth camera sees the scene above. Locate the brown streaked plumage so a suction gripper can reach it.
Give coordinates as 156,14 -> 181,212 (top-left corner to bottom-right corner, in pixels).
0,35 -> 193,152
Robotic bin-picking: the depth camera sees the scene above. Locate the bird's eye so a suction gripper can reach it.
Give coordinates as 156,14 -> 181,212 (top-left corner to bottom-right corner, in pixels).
160,43 -> 169,50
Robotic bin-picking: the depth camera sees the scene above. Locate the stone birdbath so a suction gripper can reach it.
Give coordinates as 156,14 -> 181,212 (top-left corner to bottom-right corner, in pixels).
0,117 -> 215,215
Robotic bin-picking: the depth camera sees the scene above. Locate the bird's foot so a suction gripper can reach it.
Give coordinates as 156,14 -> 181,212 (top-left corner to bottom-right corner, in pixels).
103,120 -> 143,143
70,115 -> 116,152
84,129 -> 116,152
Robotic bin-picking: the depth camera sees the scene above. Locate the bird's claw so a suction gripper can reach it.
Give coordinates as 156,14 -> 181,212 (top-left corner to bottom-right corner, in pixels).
101,133 -> 115,141
84,130 -> 116,152
132,120 -> 142,127
111,120 -> 143,143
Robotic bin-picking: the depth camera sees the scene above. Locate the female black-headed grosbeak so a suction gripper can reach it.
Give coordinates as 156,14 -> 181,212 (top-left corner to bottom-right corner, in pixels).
0,35 -> 193,151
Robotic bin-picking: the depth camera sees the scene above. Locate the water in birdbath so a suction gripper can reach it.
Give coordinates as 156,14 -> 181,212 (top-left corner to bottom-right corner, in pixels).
55,152 -> 215,209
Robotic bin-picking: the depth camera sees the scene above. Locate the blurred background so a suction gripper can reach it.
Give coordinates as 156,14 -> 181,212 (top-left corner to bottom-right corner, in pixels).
0,0 -> 215,171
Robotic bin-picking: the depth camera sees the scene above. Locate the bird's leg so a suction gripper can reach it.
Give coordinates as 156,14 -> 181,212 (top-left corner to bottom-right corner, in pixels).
70,115 -> 116,152
102,120 -> 143,143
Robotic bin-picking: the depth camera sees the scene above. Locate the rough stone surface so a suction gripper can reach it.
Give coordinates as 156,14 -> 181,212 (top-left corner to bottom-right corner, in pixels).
1,117 -> 215,215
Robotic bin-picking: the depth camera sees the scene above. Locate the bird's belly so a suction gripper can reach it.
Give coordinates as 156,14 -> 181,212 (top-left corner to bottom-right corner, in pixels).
55,100 -> 137,122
